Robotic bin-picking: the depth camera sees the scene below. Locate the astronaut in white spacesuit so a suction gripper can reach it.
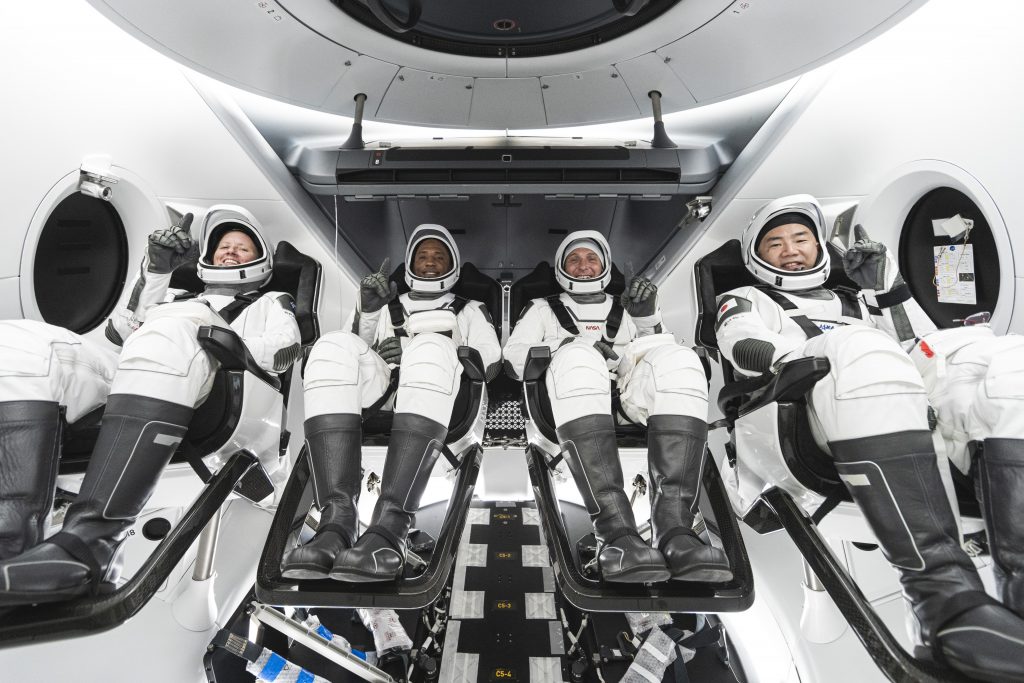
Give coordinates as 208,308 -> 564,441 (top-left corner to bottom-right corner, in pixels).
715,194 -> 1024,681
282,224 -> 501,583
0,206 -> 300,604
504,231 -> 731,584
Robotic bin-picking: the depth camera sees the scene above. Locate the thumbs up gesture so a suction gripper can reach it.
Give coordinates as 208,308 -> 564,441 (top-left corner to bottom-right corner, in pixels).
360,258 -> 399,312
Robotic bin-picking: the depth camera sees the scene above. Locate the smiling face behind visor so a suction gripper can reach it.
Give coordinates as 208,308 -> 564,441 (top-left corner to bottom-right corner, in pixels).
555,230 -> 611,294
196,205 -> 273,286
404,224 -> 461,294
742,194 -> 830,291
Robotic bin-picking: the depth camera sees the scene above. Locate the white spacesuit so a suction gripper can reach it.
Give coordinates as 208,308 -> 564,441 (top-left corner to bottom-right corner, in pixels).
0,206 -> 300,605
282,224 -> 501,583
716,194 -> 1024,682
505,231 -> 731,584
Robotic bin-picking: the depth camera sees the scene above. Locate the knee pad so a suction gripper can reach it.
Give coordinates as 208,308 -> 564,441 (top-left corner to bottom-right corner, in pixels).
973,337 -> 1024,440
303,331 -> 367,390
819,327 -> 925,400
549,342 -> 610,401
0,320 -> 64,379
399,333 -> 460,396
646,345 -> 709,401
117,317 -> 204,378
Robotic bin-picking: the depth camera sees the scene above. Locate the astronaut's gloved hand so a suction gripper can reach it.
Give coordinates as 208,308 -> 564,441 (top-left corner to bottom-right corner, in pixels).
621,275 -> 658,317
360,258 -> 398,313
593,339 -> 619,362
375,336 -> 403,365
842,225 -> 898,292
147,213 -> 198,274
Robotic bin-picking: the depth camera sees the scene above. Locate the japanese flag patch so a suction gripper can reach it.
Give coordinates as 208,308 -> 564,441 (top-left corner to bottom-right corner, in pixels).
715,295 -> 751,329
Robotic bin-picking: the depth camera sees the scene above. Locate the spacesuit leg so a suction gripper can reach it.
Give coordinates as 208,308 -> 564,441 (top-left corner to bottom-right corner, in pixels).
965,333 -> 1024,616
620,343 -> 731,581
0,312 -> 214,604
282,331 -> 391,579
805,326 -> 1024,681
0,321 -> 117,559
332,333 -> 461,582
546,340 -> 669,584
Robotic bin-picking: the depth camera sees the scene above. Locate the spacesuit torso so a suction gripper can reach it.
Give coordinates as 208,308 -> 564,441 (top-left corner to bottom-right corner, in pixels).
503,292 -> 662,380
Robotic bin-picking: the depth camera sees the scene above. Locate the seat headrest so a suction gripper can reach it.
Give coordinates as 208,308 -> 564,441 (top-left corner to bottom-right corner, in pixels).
693,239 -> 857,351
509,261 -> 626,326
169,241 -> 322,346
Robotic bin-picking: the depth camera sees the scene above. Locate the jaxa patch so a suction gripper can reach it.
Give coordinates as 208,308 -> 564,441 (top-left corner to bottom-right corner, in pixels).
715,295 -> 751,329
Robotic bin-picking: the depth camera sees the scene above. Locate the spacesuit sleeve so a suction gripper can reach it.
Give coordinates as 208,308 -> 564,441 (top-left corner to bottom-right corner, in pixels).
104,258 -> 176,346
862,287 -> 937,349
463,301 -> 503,380
628,308 -> 665,337
239,294 -> 303,374
345,307 -> 384,345
715,287 -> 802,376
503,300 -> 562,381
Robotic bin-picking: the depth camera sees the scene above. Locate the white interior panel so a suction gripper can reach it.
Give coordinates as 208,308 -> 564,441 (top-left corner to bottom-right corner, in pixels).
615,52 -> 697,114
102,0 -> 358,107
0,278 -> 22,319
540,69 -> 641,126
468,78 -> 547,129
377,68 -> 475,126
322,55 -> 401,116
659,0 -> 918,102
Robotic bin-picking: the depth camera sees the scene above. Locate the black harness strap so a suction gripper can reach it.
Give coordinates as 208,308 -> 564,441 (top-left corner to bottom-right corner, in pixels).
546,295 -> 580,335
216,291 -> 262,324
757,287 -> 824,339
604,299 -> 624,343
833,287 -> 863,320
388,299 -> 407,337
546,294 -> 624,342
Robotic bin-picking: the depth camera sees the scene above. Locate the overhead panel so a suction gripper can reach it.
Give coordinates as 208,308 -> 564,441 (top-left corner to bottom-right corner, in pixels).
321,55 -> 401,116
614,52 -> 697,114
468,78 -> 548,130
377,68 -> 475,126
540,69 -> 641,126
659,0 -> 916,102
102,0 -> 357,108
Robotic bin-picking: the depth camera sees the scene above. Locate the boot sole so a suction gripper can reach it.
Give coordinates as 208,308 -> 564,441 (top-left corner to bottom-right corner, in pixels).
281,564 -> 332,581
601,564 -> 672,584
328,567 -> 402,583
670,565 -> 734,583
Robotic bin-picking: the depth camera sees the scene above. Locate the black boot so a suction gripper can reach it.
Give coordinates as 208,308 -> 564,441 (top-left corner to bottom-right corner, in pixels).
977,438 -> 1024,617
0,395 -> 192,605
831,431 -> 1024,683
0,401 -> 62,560
558,414 -> 669,583
648,415 -> 732,582
281,413 -> 362,580
330,413 -> 447,583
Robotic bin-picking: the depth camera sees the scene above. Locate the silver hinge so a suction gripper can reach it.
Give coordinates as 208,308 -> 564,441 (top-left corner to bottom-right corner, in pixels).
686,195 -> 713,221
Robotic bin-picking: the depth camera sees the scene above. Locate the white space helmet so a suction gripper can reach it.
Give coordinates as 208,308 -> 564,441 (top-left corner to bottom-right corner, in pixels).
405,224 -> 460,294
555,230 -> 612,294
742,194 -> 829,291
196,205 -> 273,286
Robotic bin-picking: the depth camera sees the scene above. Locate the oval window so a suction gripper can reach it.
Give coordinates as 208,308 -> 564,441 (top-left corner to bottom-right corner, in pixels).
32,193 -> 128,333
898,187 -> 999,329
